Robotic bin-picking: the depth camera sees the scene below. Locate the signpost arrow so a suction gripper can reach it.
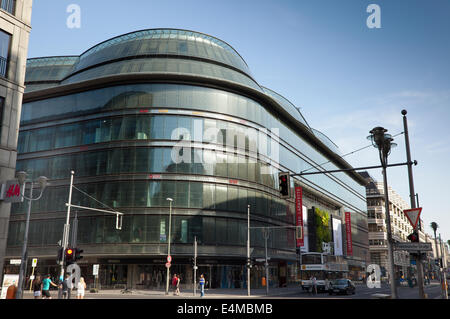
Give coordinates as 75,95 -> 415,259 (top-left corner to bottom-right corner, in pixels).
403,207 -> 422,229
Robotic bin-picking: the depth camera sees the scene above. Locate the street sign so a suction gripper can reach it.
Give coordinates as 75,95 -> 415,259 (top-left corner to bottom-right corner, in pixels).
9,259 -> 21,265
165,262 -> 171,268
394,242 -> 432,252
167,255 -> 172,263
93,264 -> 99,276
32,258 -> 38,267
403,207 -> 422,229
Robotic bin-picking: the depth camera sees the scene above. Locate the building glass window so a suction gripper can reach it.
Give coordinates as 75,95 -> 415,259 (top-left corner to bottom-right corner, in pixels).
0,0 -> 15,15
0,30 -> 11,78
0,97 -> 4,139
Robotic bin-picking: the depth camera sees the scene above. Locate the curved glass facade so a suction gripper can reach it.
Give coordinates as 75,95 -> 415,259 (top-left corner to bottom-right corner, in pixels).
8,29 -> 368,289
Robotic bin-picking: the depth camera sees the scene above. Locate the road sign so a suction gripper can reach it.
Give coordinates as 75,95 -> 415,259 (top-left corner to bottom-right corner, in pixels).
167,255 -> 172,263
9,259 -> 21,265
403,207 -> 422,229
93,264 -> 99,276
394,242 -> 432,252
165,262 -> 171,268
32,258 -> 38,267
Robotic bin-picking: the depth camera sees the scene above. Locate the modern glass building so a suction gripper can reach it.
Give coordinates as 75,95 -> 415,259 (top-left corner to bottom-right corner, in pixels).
5,29 -> 368,289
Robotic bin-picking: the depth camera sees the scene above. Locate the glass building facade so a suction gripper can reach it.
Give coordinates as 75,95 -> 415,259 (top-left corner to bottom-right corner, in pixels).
5,29 -> 368,289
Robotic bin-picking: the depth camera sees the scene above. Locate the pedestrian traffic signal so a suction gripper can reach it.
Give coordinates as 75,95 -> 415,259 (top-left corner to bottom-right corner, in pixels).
407,231 -> 419,242
65,247 -> 74,265
278,172 -> 291,199
74,248 -> 83,262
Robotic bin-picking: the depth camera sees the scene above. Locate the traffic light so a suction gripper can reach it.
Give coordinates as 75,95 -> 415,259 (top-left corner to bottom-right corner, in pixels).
57,247 -> 64,264
246,258 -> 253,269
65,247 -> 74,265
74,248 -> 83,262
278,172 -> 291,199
407,230 -> 419,242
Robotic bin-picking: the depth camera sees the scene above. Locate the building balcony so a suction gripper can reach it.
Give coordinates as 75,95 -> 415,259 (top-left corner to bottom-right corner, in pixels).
368,218 -> 385,226
369,245 -> 388,251
369,232 -> 388,240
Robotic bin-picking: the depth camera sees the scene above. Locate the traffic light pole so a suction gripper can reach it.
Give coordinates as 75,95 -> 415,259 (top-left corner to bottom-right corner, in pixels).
401,110 -> 425,299
59,170 -> 75,282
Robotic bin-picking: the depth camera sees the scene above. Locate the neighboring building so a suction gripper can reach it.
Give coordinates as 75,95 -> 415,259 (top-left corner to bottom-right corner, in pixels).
0,0 -> 32,284
5,29 -> 368,289
361,171 -> 414,279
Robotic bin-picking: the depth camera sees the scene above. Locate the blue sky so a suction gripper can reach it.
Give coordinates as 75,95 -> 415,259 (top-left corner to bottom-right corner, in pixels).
27,0 -> 450,242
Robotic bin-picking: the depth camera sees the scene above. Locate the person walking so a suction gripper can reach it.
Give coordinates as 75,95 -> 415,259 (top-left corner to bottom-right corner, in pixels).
60,274 -> 70,299
199,274 -> 205,297
33,275 -> 42,299
175,274 -> 181,296
310,275 -> 317,295
77,277 -> 86,299
172,273 -> 178,295
42,274 -> 58,299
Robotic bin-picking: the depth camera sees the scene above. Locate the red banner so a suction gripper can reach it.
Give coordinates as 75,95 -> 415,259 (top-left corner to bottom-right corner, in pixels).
345,212 -> 353,256
295,186 -> 304,247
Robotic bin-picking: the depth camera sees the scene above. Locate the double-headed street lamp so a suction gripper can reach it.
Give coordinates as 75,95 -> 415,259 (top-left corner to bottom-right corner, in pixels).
165,197 -> 173,295
368,127 -> 398,299
15,171 -> 48,299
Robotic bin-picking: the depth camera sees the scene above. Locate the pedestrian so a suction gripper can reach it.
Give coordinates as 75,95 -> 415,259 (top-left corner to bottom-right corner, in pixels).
33,275 -> 42,299
5,281 -> 17,299
172,273 -> 178,295
310,276 -> 317,295
42,274 -> 58,299
77,277 -> 86,299
199,274 -> 205,297
60,274 -> 70,299
175,274 -> 181,296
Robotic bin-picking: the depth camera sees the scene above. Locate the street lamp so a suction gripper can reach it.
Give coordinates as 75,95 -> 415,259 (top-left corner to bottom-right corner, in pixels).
368,127 -> 398,299
165,197 -> 173,295
15,172 -> 48,299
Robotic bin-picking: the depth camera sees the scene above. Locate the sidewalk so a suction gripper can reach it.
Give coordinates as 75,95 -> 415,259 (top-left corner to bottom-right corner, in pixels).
23,286 -> 302,299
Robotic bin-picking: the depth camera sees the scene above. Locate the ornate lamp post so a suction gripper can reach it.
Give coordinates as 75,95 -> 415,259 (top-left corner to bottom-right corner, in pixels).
15,172 -> 48,299
368,127 -> 398,299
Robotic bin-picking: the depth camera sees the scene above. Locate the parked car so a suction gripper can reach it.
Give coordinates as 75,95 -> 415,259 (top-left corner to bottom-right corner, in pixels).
328,279 -> 356,295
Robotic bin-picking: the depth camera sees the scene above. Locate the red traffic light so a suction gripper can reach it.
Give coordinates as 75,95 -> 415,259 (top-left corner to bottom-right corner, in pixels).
66,249 -> 73,255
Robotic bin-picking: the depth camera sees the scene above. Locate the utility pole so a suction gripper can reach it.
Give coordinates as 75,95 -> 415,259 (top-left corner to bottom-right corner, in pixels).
247,204 -> 251,297
193,236 -> 197,297
439,234 -> 448,299
263,228 -> 269,295
401,110 -> 425,299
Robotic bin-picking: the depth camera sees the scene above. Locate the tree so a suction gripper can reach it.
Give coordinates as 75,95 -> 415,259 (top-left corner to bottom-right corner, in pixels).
430,222 -> 438,238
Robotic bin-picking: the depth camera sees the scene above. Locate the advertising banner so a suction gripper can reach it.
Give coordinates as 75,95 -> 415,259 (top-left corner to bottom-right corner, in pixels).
295,186 -> 304,247
300,206 -> 309,253
1,274 -> 19,299
345,212 -> 353,256
332,218 -> 343,256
